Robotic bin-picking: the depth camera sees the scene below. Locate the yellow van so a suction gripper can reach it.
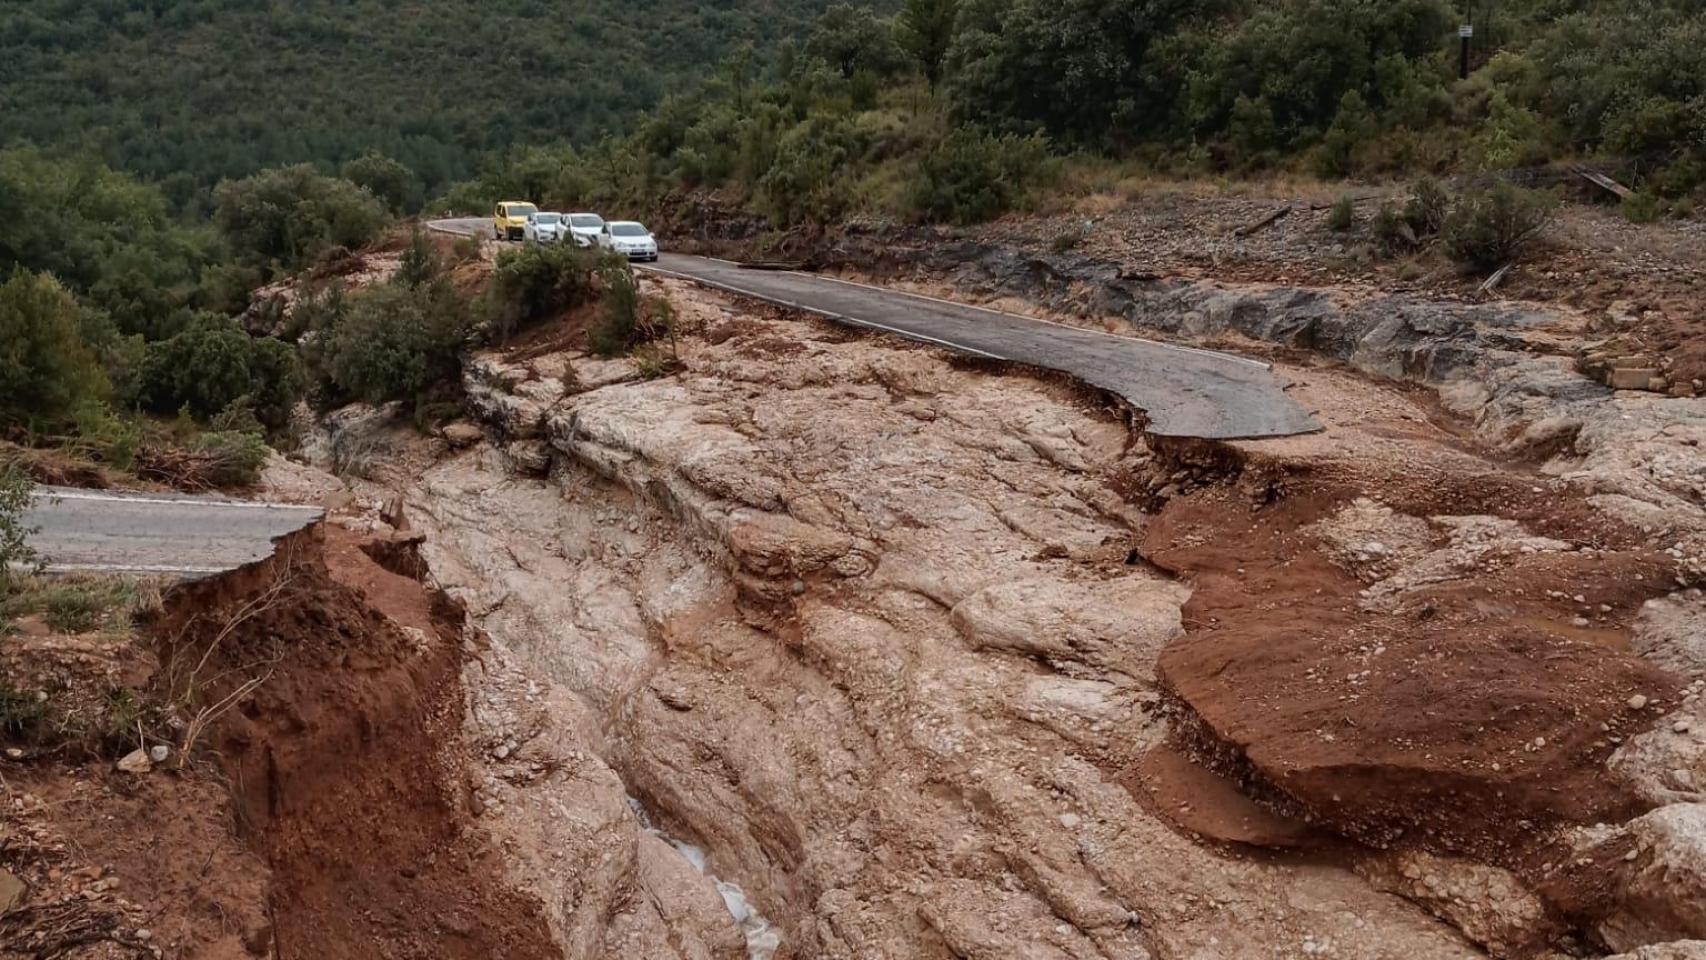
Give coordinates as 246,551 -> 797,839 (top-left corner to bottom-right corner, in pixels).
493,201 -> 538,241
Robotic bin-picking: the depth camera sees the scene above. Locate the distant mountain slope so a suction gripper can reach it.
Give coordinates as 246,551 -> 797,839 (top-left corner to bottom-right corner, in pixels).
0,0 -> 858,204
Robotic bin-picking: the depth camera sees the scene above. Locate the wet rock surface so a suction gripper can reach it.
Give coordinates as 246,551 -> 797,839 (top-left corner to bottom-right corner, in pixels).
313,281 -> 1506,958
271,258 -> 1706,958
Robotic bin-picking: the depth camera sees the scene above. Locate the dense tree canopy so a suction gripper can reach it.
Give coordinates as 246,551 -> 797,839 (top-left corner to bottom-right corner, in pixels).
0,0 -> 882,208
433,0 -> 1705,229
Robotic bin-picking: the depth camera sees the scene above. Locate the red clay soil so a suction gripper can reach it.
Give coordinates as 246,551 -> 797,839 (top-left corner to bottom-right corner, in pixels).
1140,466 -> 1683,866
2,769 -> 272,960
149,527 -> 558,960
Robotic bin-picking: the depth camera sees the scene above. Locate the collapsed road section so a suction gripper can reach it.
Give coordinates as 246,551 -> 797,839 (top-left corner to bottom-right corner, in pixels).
22,486 -> 323,576
425,219 -> 1321,441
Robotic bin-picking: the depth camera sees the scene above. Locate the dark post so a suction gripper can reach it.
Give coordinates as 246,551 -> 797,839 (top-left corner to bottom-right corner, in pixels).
1458,23 -> 1473,80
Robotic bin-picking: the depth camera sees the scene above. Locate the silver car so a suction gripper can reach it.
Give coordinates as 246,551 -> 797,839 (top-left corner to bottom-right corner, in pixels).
565,212 -> 605,248
597,221 -> 659,262
523,212 -> 568,243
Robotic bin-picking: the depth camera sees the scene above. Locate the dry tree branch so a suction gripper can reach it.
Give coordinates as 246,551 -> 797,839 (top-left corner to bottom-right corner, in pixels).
177,668 -> 274,770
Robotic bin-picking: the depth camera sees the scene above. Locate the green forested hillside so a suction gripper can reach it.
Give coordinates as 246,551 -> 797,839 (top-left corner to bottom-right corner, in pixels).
441,0 -> 1706,229
0,0 -> 869,209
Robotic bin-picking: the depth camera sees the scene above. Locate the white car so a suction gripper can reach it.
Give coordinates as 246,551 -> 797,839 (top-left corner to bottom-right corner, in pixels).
565,212 -> 605,248
523,211 -> 568,243
598,221 -> 659,262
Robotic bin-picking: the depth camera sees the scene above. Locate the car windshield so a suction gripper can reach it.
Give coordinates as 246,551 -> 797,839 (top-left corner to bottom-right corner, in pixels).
534,213 -> 561,225
610,223 -> 648,237
508,204 -> 537,217
570,214 -> 603,228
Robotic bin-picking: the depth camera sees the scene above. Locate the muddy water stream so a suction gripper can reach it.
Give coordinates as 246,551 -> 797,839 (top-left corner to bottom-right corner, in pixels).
628,797 -> 783,959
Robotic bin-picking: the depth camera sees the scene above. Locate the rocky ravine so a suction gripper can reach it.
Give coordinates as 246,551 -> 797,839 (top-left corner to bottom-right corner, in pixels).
274,273 -> 1706,959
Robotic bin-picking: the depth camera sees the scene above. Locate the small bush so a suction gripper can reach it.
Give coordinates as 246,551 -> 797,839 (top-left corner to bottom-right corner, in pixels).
590,268 -> 641,358
1372,179 -> 1455,256
0,464 -> 39,594
0,682 -> 47,740
1622,191 -> 1664,224
1372,202 -> 1419,255
1406,179 -> 1452,236
395,228 -> 441,288
139,318 -> 305,429
482,242 -> 609,342
634,344 -> 681,380
908,126 -> 1051,225
1051,229 -> 1084,252
311,278 -> 472,405
71,401 -> 141,471
187,431 -> 271,487
213,164 -> 390,273
1327,196 -> 1356,231
0,271 -> 110,431
42,586 -> 109,633
340,152 -> 420,213
590,274 -> 679,361
452,233 -> 484,263
1442,184 -> 1555,272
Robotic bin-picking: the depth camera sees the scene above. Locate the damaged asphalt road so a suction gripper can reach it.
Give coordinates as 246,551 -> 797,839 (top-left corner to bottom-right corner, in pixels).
428,217 -> 1321,440
23,486 -> 323,576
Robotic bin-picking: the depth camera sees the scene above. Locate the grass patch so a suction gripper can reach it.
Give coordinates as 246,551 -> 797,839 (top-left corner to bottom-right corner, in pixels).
0,682 -> 48,740
0,573 -> 167,757
2,575 -> 158,636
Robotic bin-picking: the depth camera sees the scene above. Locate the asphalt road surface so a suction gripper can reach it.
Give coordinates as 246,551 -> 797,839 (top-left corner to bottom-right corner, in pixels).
429,217 -> 1320,439
23,487 -> 323,577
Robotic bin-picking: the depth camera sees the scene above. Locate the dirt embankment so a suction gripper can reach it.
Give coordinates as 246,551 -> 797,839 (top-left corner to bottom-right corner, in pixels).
2,526 -> 560,960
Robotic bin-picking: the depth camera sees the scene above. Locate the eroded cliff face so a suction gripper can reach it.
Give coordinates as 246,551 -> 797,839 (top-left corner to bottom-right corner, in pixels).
267,271 -> 1706,960
274,281 -> 1471,960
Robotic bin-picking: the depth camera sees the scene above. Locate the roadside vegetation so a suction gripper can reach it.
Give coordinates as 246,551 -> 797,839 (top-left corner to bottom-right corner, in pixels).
434,0 -> 1706,229
1,148 -> 389,495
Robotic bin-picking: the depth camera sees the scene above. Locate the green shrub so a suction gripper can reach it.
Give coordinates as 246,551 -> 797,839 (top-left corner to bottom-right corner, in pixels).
42,587 -> 107,633
1406,179 -> 1452,236
0,464 -> 38,595
341,152 -> 421,213
72,402 -> 141,471
590,272 -> 677,360
1051,231 -> 1084,252
77,306 -> 146,409
481,242 -> 608,342
312,278 -> 472,405
1442,184 -> 1555,272
1372,179 -> 1454,255
187,431 -> 271,487
395,228 -> 441,288
452,234 -> 484,263
756,116 -> 865,226
139,318 -> 305,428
1372,202 -> 1419,255
1622,191 -> 1665,224
907,126 -> 1050,225
286,281 -> 348,343
213,164 -> 390,273
0,271 -> 110,431
1327,196 -> 1356,231
590,268 -> 642,358
0,682 -> 47,740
